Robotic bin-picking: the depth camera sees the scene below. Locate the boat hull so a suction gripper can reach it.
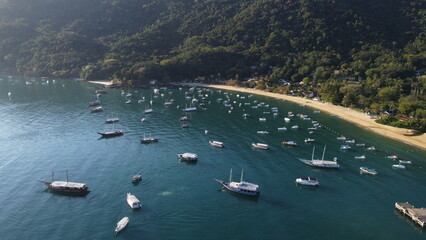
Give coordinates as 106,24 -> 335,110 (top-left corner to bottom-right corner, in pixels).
215,180 -> 259,196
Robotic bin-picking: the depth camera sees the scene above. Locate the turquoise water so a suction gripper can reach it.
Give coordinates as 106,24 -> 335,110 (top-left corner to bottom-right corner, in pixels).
0,76 -> 425,240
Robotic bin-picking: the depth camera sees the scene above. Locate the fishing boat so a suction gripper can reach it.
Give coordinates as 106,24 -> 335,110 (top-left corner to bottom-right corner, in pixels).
209,141 -> 224,148
295,177 -> 319,186
282,140 -> 298,146
37,170 -> 88,194
105,117 -> 120,124
131,174 -> 142,183
354,155 -> 366,159
90,106 -> 103,113
214,169 -> 259,196
360,166 -> 377,175
252,143 -> 269,149
392,164 -> 406,169
140,133 -> 158,144
127,193 -> 141,209
115,217 -> 129,233
178,152 -> 198,162
299,146 -> 340,168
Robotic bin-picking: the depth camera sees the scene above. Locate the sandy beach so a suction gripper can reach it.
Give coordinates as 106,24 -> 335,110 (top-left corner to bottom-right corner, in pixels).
182,83 -> 426,151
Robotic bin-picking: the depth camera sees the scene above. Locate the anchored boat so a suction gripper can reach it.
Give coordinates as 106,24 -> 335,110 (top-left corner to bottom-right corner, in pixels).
299,146 -> 340,169
37,170 -> 88,194
115,217 -> 129,233
126,193 -> 141,209
214,169 -> 259,196
360,166 -> 377,175
296,177 -> 319,186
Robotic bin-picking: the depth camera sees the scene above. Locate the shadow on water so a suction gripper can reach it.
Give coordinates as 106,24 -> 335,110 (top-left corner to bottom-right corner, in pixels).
43,189 -> 90,197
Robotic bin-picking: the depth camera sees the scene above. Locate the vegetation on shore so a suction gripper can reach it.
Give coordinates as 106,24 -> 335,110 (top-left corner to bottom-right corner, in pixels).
0,0 -> 425,131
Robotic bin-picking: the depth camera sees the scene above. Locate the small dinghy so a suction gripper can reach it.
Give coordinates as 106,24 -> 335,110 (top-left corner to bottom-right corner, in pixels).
115,217 -> 129,233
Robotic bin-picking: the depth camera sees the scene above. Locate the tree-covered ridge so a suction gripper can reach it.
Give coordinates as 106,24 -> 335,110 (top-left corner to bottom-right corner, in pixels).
0,0 -> 425,131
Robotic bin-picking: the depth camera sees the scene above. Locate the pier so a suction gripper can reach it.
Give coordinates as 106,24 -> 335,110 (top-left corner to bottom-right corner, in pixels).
395,202 -> 426,228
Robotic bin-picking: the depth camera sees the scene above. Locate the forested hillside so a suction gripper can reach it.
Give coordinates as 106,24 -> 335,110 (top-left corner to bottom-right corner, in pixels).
0,0 -> 425,130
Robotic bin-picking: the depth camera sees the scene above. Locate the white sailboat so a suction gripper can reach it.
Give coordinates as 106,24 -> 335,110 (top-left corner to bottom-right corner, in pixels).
299,146 -> 340,168
214,169 -> 260,196
144,98 -> 154,114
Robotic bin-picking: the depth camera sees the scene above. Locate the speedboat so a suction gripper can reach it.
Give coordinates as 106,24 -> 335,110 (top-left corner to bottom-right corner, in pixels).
178,153 -> 198,162
360,166 -> 377,175
131,174 -> 142,183
209,141 -> 224,148
127,193 -> 141,209
214,169 -> 259,196
296,177 -> 319,186
115,217 -> 129,233
252,143 -> 269,150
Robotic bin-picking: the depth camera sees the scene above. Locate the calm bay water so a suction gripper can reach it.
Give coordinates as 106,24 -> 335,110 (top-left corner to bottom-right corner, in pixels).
0,76 -> 425,240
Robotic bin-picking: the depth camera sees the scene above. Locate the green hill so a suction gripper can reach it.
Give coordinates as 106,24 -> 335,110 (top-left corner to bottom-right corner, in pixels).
0,0 -> 425,130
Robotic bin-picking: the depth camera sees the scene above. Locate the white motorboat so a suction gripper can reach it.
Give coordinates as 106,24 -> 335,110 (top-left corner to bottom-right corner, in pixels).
304,138 -> 315,143
259,118 -> 266,122
209,141 -> 224,148
178,152 -> 198,162
354,155 -> 366,159
386,155 -> 398,159
277,127 -> 287,131
291,125 -> 299,130
392,164 -> 406,169
127,193 -> 141,209
399,160 -> 412,164
257,131 -> 269,134
115,217 -> 129,233
360,166 -> 377,175
299,146 -> 340,169
252,143 -> 269,150
340,145 -> 351,150
284,117 -> 291,122
214,169 -> 259,196
105,117 -> 120,124
296,177 -> 319,186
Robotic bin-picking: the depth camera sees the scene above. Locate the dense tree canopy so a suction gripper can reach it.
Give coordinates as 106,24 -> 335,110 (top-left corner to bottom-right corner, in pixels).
0,0 -> 425,131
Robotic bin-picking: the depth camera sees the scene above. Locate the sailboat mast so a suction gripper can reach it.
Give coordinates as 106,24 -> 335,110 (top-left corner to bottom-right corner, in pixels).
240,169 -> 244,182
229,169 -> 232,183
322,146 -> 327,161
311,146 -> 315,160
51,170 -> 55,181
66,170 -> 69,183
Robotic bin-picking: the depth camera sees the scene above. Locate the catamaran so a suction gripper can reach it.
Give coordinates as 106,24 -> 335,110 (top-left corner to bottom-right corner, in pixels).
214,169 -> 259,196
299,146 -> 340,168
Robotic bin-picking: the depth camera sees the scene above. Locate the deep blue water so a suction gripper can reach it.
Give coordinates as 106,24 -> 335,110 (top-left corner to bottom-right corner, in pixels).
0,76 -> 425,240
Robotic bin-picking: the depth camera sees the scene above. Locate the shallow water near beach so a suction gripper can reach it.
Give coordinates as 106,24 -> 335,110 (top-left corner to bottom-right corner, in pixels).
0,76 -> 425,240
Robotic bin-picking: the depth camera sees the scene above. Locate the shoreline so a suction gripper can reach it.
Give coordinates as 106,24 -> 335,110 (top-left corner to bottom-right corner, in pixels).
181,83 -> 426,151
